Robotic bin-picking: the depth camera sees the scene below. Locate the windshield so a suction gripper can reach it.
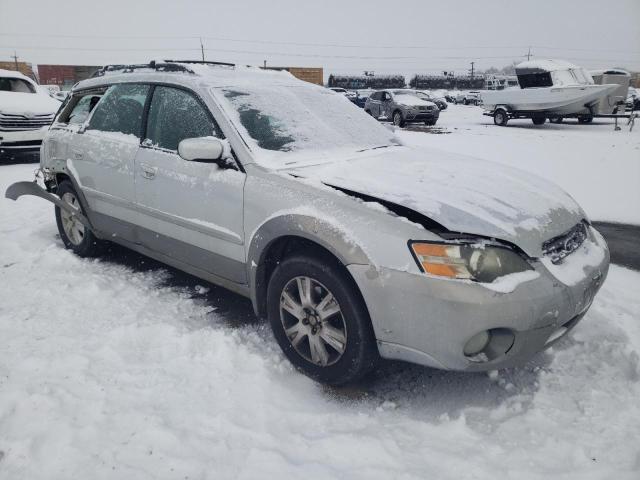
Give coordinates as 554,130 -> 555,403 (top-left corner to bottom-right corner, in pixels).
552,68 -> 594,86
0,77 -> 36,93
214,84 -> 398,168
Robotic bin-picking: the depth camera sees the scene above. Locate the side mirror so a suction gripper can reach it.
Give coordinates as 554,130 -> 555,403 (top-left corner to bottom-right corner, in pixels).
178,137 -> 224,163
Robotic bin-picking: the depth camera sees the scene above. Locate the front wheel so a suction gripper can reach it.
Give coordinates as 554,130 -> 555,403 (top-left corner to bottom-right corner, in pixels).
392,111 -> 405,127
55,180 -> 103,257
267,254 -> 378,385
532,116 -> 546,125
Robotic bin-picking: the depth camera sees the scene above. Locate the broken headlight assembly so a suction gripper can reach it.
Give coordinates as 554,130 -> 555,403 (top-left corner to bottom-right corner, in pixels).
409,240 -> 533,283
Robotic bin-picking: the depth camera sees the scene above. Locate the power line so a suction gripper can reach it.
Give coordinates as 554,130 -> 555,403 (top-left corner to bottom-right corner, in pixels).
0,32 -> 639,55
1,45 -> 637,65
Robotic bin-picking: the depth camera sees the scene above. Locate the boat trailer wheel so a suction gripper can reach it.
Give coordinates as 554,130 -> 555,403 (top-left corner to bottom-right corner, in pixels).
494,109 -> 508,126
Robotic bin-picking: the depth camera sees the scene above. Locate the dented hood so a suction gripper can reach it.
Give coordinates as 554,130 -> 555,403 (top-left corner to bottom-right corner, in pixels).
289,146 -> 586,257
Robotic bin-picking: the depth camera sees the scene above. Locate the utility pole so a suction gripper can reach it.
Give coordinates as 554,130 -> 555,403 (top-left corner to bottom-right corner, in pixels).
200,38 -> 205,62
526,47 -> 532,61
469,61 -> 475,78
11,51 -> 19,72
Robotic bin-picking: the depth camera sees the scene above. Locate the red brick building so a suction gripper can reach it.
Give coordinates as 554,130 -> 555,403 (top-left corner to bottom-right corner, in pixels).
37,64 -> 101,89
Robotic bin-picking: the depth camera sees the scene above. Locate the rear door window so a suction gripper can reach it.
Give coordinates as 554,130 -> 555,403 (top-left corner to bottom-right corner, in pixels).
87,83 -> 150,138
145,86 -> 222,151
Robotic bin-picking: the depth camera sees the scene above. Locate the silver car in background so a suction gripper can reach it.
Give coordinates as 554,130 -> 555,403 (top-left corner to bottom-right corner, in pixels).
7,61 -> 609,385
365,89 -> 440,126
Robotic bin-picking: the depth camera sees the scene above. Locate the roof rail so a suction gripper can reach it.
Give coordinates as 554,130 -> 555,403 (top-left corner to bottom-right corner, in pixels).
164,59 -> 235,68
92,61 -> 195,77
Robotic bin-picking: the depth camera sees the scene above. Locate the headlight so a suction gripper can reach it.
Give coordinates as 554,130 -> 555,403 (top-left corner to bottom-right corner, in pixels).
409,241 -> 533,283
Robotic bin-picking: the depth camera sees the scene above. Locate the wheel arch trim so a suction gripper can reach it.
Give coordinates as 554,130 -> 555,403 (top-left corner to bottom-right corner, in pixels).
247,214 -> 372,317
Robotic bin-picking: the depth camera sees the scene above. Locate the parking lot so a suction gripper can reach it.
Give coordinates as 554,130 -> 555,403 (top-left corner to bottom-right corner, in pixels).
1,103 -> 639,478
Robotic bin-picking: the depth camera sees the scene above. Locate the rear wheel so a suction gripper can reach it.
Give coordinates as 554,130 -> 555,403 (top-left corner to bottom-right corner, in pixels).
267,254 -> 377,385
493,108 -> 509,126
532,116 -> 546,125
55,181 -> 103,257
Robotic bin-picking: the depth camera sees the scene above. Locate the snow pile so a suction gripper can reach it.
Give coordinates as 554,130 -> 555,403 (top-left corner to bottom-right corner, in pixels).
1,164 -> 640,479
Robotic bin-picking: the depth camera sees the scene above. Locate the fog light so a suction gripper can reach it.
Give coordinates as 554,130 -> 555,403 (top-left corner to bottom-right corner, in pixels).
463,330 -> 491,356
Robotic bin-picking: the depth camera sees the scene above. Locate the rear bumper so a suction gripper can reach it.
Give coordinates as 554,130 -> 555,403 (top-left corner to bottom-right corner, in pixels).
348,226 -> 610,371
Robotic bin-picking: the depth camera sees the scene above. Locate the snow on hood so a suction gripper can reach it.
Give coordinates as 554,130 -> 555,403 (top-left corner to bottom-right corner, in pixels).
0,91 -> 61,115
394,95 -> 435,107
288,146 -> 586,257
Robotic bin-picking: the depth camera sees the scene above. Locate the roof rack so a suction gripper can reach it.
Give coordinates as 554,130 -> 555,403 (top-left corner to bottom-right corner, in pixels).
164,59 -> 235,67
92,61 -> 195,77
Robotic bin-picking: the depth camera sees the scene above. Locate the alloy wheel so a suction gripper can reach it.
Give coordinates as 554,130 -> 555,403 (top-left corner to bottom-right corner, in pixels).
60,192 -> 85,246
279,276 -> 347,366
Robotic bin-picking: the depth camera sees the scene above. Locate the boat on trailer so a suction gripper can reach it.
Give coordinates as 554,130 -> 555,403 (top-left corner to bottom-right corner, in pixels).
481,59 -> 618,126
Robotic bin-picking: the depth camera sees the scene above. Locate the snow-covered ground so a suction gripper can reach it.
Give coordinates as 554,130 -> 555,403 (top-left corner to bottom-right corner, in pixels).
397,105 -> 640,225
1,113 -> 639,480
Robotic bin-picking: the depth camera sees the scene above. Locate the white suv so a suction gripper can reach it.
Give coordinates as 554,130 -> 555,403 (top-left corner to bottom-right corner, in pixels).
0,69 -> 60,162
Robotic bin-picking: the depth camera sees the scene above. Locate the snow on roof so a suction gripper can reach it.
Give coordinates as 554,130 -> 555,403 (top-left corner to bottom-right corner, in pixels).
77,62 -> 304,91
186,63 -> 302,87
589,68 -> 630,76
0,68 -> 33,81
516,59 -> 580,72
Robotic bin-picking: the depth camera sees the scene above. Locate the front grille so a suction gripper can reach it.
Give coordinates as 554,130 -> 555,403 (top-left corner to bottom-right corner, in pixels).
542,222 -> 588,264
0,113 -> 54,131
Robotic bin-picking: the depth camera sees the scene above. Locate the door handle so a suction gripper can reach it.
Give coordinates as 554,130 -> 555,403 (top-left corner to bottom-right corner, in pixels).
140,163 -> 157,180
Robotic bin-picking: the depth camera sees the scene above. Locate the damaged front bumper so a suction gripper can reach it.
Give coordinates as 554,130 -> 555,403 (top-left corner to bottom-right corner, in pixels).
5,179 -> 91,229
348,227 -> 610,371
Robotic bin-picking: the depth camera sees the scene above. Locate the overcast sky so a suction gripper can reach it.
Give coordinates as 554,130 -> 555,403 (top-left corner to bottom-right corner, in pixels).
1,0 -> 639,79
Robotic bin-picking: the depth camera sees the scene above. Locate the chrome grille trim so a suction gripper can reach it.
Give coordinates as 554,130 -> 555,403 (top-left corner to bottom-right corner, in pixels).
542,222 -> 588,264
0,113 -> 54,131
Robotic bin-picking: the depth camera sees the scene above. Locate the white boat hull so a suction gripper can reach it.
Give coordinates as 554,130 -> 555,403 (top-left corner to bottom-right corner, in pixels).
480,84 -> 618,115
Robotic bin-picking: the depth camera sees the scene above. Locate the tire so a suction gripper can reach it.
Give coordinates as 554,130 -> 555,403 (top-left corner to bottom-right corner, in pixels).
266,254 -> 378,385
549,116 -> 563,124
55,180 -> 103,257
365,109 -> 373,117
493,108 -> 508,126
463,99 -> 468,105
532,116 -> 546,125
392,111 -> 405,127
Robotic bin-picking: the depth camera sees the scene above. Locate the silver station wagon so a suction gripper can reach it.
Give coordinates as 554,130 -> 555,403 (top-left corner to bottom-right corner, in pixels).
7,61 -> 609,385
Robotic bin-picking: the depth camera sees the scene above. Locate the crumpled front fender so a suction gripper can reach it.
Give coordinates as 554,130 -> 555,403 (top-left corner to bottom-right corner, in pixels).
5,181 -> 91,229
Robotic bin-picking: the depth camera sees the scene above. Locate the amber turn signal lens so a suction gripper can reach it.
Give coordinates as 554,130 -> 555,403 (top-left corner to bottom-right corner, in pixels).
409,242 -> 472,279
